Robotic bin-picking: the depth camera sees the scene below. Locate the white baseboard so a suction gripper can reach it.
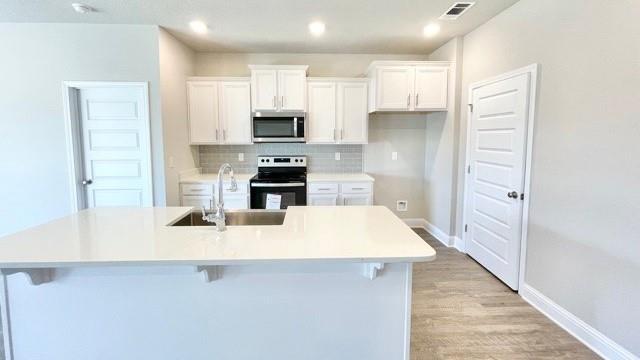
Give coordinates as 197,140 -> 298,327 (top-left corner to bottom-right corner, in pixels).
402,218 -> 464,252
520,284 -> 638,360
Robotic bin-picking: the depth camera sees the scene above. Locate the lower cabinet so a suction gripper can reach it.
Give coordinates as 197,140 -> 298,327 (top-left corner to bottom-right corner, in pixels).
307,181 -> 373,206
308,194 -> 339,206
181,195 -> 214,209
180,182 -> 249,210
224,194 -> 250,210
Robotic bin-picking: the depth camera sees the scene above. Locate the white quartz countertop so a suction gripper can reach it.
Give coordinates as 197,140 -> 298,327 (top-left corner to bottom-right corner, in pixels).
0,206 -> 435,268
180,173 -> 374,183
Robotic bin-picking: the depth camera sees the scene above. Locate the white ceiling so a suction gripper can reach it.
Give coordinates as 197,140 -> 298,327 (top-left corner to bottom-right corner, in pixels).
0,0 -> 520,53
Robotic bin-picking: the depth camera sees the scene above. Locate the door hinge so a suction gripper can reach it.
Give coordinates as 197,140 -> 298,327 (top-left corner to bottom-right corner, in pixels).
468,103 -> 473,112
467,165 -> 471,174
464,224 -> 468,232
520,193 -> 525,200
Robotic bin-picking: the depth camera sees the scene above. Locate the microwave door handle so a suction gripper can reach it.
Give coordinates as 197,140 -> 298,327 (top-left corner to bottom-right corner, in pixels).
293,118 -> 297,136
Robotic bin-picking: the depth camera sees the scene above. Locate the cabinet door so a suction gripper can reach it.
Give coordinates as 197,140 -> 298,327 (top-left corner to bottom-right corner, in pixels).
188,82 -> 220,144
308,194 -> 339,206
307,81 -> 337,143
181,195 -> 214,209
219,81 -> 252,144
278,70 -> 306,111
224,194 -> 250,210
337,82 -> 368,144
376,66 -> 414,110
251,70 -> 278,111
414,66 -> 448,110
340,194 -> 372,206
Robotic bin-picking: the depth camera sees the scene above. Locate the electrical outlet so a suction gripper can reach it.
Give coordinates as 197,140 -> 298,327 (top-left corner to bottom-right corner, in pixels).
391,151 -> 398,161
397,200 -> 408,212
335,152 -> 341,161
238,153 -> 244,162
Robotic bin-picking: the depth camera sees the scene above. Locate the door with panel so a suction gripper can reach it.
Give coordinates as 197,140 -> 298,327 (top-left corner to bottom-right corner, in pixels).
465,72 -> 531,290
219,81 -> 251,144
308,194 -> 339,206
337,82 -> 368,143
251,70 -> 278,111
375,66 -> 414,110
340,194 -> 372,206
278,70 -> 306,111
188,81 -> 220,144
414,66 -> 448,110
307,81 -> 337,143
78,85 -> 153,207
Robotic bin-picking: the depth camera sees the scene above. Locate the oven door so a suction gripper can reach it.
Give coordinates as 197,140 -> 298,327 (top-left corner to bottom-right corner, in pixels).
252,113 -> 305,143
250,182 -> 307,209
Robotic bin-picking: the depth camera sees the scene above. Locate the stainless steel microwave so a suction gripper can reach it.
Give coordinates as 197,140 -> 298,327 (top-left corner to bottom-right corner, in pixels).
252,112 -> 306,143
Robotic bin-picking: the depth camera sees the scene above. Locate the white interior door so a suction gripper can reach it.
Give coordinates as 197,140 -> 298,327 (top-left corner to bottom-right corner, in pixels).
307,81 -> 337,143
78,84 -> 153,208
337,82 -> 368,144
219,81 -> 251,144
465,73 -> 531,290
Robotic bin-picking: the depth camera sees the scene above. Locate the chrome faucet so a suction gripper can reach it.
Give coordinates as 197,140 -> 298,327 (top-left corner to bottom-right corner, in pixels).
201,163 -> 237,231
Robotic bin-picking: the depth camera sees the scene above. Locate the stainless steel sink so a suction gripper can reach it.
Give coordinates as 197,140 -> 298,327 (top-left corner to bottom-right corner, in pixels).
170,210 -> 286,227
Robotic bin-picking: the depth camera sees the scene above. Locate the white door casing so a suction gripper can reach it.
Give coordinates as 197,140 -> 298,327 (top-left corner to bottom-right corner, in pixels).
75,83 -> 153,208
464,68 -> 536,291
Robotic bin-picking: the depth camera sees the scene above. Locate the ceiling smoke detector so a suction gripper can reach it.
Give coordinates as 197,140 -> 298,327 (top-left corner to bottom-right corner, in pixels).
439,2 -> 475,20
71,3 -> 96,14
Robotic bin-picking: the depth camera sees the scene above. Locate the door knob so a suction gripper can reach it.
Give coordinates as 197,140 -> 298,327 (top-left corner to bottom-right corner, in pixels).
507,191 -> 518,199
82,179 -> 93,185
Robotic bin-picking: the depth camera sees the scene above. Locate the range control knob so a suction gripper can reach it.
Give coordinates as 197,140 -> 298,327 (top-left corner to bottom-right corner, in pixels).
260,159 -> 265,162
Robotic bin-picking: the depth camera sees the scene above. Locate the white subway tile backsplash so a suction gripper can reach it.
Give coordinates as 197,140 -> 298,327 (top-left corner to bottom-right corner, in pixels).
199,144 -> 363,174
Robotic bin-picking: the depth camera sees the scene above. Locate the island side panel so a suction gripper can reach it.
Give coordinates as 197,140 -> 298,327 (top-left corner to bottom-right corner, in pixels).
4,263 -> 413,360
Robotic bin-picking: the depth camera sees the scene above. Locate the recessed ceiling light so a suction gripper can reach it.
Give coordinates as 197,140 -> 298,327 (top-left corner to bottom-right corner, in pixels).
189,20 -> 208,34
423,23 -> 441,37
71,3 -> 95,13
308,21 -> 326,36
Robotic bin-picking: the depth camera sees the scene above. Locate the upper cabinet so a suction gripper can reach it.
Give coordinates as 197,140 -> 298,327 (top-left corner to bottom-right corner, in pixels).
249,65 -> 308,112
187,78 -> 252,145
367,61 -> 449,112
307,78 -> 368,144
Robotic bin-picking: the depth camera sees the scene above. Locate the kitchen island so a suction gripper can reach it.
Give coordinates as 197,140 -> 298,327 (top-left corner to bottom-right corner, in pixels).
0,206 -> 435,360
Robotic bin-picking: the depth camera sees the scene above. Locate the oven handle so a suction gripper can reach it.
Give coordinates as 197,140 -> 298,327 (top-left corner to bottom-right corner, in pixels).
251,182 -> 305,188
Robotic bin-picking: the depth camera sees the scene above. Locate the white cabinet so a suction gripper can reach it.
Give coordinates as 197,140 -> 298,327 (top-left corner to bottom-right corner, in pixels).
181,195 -> 213,209
367,61 -> 449,112
180,180 -> 249,210
188,82 -> 220,144
340,194 -> 372,206
307,78 -> 368,144
307,178 -> 374,207
187,78 -> 251,145
249,65 -> 308,112
308,194 -> 339,206
219,81 -> 252,144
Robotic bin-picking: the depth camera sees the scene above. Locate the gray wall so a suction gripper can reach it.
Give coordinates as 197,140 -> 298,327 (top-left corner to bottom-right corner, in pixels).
199,144 -> 362,174
0,23 -> 165,237
159,28 -> 198,206
455,0 -> 640,354
424,38 -> 462,234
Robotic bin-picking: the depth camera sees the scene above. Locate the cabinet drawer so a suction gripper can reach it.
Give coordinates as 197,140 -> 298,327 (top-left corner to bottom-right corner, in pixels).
308,183 -> 339,194
181,183 -> 213,196
340,182 -> 372,194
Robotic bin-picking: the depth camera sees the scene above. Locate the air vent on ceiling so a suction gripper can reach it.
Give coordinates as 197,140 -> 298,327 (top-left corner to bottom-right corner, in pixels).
439,2 -> 476,20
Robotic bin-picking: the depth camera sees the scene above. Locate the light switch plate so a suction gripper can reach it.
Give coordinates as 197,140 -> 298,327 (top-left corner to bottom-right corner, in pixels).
335,152 -> 341,161
397,200 -> 408,212
392,152 -> 398,161
238,153 -> 244,162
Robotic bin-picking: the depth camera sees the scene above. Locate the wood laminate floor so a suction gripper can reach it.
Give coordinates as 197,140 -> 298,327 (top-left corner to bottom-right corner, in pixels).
410,228 -> 599,360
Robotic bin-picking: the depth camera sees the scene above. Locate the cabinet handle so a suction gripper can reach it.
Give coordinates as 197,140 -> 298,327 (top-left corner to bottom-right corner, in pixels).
318,188 -> 331,191
352,187 -> 365,190
223,129 -> 227,141
215,129 -> 219,141
281,96 -> 285,108
340,129 -> 344,140
333,128 -> 336,141
415,93 -> 419,106
407,94 -> 410,107
191,189 -> 205,192
272,96 -> 276,108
